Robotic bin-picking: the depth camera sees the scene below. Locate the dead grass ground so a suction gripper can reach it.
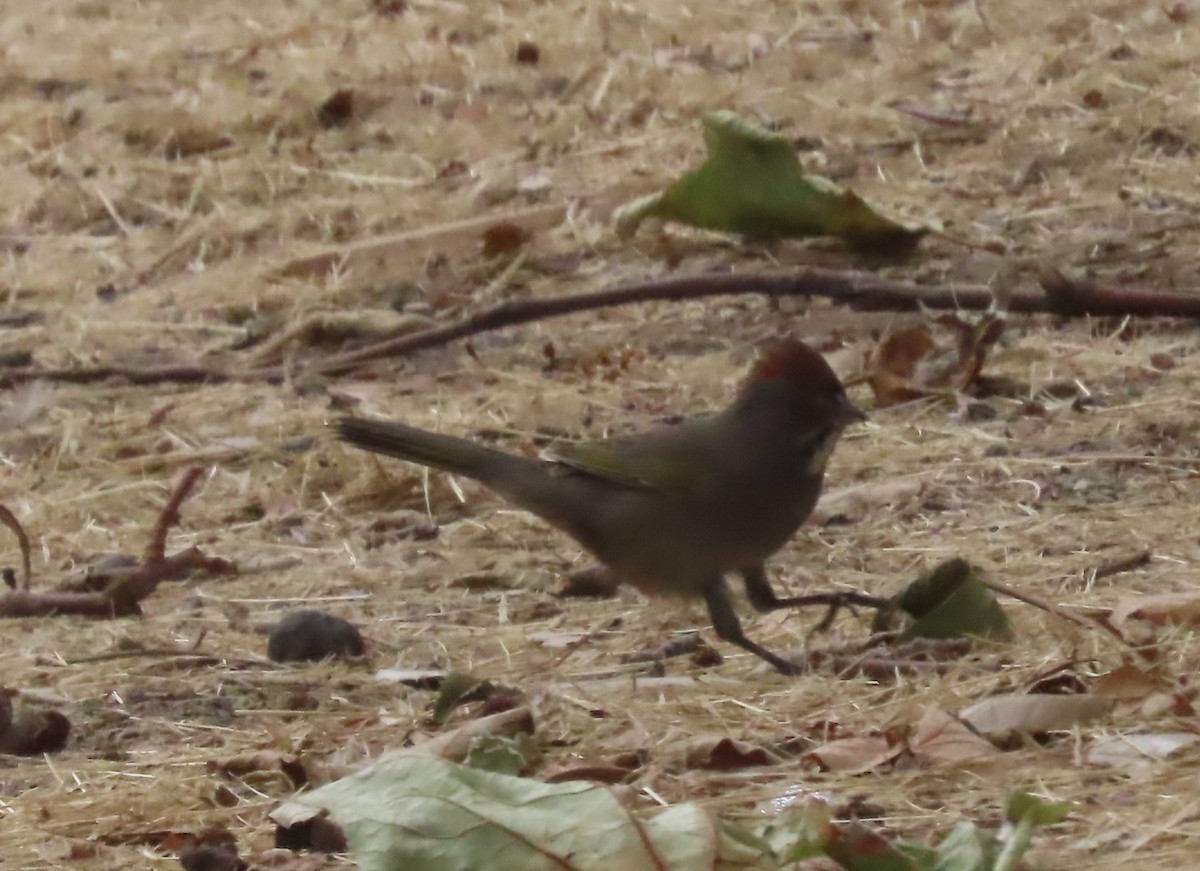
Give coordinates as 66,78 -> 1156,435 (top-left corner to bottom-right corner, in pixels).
2,0 -> 1200,868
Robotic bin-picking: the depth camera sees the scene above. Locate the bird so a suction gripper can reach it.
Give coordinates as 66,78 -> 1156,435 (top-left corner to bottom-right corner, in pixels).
335,338 -> 866,675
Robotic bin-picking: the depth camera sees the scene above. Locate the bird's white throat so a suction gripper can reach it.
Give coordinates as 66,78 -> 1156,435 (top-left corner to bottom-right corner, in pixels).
803,430 -> 840,475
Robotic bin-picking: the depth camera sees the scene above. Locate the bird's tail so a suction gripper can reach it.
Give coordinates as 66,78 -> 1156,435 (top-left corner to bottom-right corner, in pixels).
335,416 -> 530,486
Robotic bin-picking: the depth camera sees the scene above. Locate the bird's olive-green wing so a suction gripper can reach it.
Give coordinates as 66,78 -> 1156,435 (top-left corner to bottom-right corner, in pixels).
548,423 -> 714,496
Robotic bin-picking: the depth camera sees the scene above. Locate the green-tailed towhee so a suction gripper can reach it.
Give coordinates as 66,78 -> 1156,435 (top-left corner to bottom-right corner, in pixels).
336,339 -> 866,674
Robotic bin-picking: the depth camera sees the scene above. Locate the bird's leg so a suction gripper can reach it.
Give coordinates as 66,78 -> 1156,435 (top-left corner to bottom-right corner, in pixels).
740,564 -> 888,631
703,577 -> 801,675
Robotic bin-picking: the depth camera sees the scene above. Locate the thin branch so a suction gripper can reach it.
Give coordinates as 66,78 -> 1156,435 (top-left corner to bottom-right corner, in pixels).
982,577 -> 1129,645
1090,549 -> 1152,583
0,363 -> 228,389
0,467 -> 234,619
0,505 -> 31,590
277,268 -> 1200,377
4,268 -> 1200,388
146,467 -> 204,563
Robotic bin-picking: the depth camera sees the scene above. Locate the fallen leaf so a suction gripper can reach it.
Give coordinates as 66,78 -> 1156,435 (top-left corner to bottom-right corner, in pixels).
806,734 -> 901,773
464,733 -> 539,776
1086,733 -> 1199,770
481,221 -> 531,257
614,111 -> 925,251
207,751 -> 307,788
1109,591 -> 1200,628
875,558 -> 1014,642
866,313 -> 1006,407
959,694 -> 1113,736
1006,792 -> 1072,826
681,736 -> 773,771
273,753 -> 775,870
1092,664 -> 1167,701
909,708 -> 1000,763
823,820 -> 920,870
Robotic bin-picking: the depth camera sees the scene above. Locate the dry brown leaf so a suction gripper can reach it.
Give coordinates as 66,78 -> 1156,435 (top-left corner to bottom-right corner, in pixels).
960,694 -> 1114,736
680,735 -> 773,770
1092,664 -> 1168,701
481,221 -> 531,257
1110,591 -> 1200,628
1086,733 -> 1199,771
805,734 -> 901,773
909,708 -> 1001,763
866,313 -> 1005,407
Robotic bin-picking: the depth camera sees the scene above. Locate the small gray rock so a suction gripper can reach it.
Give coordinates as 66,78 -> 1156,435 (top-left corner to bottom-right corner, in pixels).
267,610 -> 365,663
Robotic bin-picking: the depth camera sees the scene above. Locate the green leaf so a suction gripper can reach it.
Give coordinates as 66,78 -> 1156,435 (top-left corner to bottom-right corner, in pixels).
464,733 -> 536,776
990,795 -> 1069,871
929,822 -> 999,871
876,558 -> 1014,642
614,111 -> 926,251
755,799 -> 833,863
992,815 -> 1034,871
286,752 -> 779,871
1005,793 -> 1071,827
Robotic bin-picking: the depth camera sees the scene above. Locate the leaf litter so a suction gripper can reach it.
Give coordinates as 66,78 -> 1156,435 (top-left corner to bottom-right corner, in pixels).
3,2 -> 1200,870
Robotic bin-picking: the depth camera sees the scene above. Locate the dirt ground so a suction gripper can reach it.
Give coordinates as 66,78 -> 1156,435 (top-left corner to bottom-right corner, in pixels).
2,0 -> 1200,868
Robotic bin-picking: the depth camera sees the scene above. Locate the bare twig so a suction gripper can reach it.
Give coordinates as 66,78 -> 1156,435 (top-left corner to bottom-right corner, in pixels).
106,547 -> 236,614
146,467 -> 204,563
65,647 -> 273,669
982,577 -> 1129,645
263,268 -> 1200,377
891,103 -> 982,128
808,637 -> 980,679
1090,549 -> 1152,583
0,505 -> 31,590
0,468 -> 234,619
5,268 -> 1200,389
0,363 -> 228,389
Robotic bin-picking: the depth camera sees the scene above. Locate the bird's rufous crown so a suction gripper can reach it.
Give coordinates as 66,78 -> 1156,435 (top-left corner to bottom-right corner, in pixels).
743,339 -> 843,394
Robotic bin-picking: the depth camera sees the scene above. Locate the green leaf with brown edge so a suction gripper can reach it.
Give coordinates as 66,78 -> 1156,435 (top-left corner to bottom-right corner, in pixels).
614,111 -> 926,252
824,821 -> 925,871
874,558 -> 1014,642
281,752 -> 779,871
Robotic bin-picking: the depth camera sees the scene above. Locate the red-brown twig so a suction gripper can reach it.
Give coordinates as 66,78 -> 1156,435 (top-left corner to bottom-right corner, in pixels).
3,268 -> 1200,388
295,269 -> 1200,378
0,467 -> 234,619
145,467 -> 204,563
0,505 -> 31,591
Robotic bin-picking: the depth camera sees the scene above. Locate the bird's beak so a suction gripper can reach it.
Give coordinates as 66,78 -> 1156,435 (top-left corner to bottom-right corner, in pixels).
837,396 -> 868,428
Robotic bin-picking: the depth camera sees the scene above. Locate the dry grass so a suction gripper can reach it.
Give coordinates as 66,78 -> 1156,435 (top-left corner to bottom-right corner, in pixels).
2,0 -> 1200,868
